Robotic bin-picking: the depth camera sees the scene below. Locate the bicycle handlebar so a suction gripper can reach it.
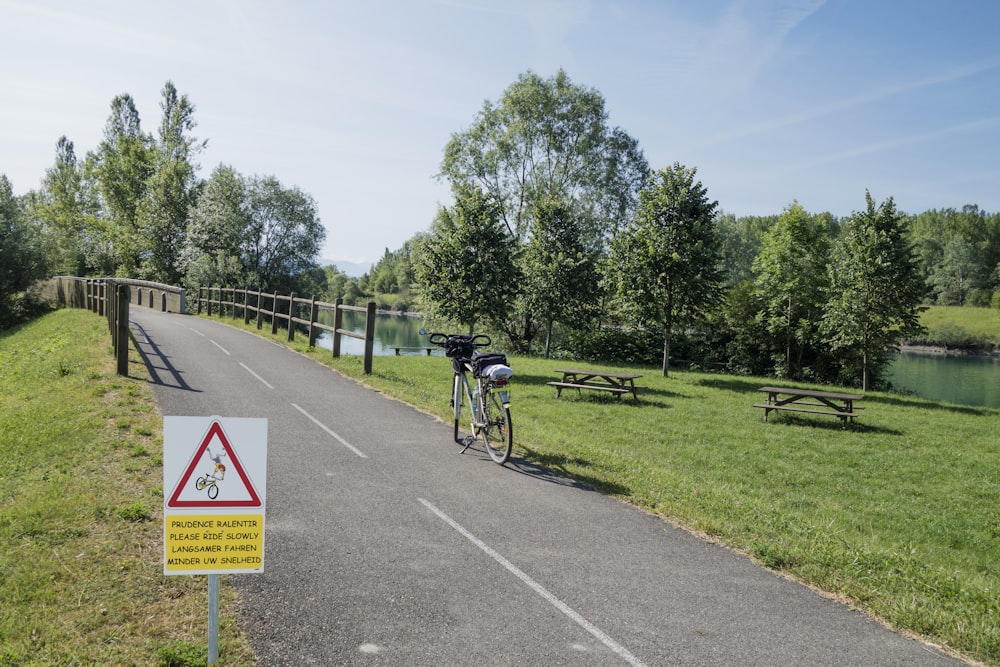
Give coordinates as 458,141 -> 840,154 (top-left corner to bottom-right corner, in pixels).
425,332 -> 491,347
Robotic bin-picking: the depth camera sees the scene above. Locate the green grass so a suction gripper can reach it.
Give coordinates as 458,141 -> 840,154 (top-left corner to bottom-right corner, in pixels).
918,305 -> 1000,348
219,315 -> 999,665
0,310 -> 256,666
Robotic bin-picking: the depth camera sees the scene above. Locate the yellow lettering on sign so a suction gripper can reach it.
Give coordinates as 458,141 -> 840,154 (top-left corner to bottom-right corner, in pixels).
165,514 -> 264,572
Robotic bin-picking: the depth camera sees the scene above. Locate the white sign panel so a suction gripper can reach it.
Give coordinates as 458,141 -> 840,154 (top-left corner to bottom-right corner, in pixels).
163,416 -> 267,575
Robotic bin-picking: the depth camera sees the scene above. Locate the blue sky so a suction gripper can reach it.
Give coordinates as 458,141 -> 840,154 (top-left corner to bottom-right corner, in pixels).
2,0 -> 999,267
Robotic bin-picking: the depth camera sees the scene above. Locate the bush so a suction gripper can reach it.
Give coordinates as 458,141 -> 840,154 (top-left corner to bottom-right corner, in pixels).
559,326 -> 662,365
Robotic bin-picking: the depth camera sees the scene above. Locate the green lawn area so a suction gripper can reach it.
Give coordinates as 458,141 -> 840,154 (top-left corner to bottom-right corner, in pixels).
0,310 -> 255,666
256,319 -> 998,666
4,307 -> 997,665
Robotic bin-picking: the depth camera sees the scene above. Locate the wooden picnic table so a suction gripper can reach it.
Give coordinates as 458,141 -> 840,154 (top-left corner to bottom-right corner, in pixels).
548,369 -> 643,400
754,386 -> 864,423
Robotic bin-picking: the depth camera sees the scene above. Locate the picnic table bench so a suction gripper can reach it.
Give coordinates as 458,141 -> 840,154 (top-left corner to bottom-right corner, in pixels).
390,346 -> 435,356
548,369 -> 643,400
754,386 -> 864,423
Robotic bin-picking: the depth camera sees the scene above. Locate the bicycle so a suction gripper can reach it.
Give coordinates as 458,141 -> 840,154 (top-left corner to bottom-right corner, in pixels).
195,474 -> 220,499
423,331 -> 514,464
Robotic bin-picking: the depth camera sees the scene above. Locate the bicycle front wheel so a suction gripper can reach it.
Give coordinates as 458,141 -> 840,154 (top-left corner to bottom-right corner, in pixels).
479,390 -> 512,464
452,373 -> 462,443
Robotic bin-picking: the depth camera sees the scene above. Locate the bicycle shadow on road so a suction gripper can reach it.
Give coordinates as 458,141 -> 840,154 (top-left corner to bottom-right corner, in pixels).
505,448 -> 631,496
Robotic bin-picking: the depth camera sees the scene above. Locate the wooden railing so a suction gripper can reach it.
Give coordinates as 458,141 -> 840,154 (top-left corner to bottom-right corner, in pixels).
196,287 -> 377,374
41,276 -> 184,376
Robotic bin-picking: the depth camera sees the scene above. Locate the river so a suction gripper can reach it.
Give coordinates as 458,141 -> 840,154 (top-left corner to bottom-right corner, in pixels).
316,313 -> 999,409
887,350 -> 1000,408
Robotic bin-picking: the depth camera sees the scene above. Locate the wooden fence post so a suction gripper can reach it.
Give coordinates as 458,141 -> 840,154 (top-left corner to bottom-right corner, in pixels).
308,296 -> 319,347
332,298 -> 343,358
255,289 -> 264,329
287,292 -> 297,342
363,301 -> 376,375
116,284 -> 130,376
271,292 -> 280,335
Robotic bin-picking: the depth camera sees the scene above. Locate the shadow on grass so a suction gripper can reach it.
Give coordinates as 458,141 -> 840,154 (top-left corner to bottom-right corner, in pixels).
760,414 -> 903,435
868,394 -> 992,416
698,375 -> 994,417
508,448 -> 632,496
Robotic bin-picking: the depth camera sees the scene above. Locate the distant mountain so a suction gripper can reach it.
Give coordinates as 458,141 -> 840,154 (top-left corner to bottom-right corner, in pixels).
318,259 -> 372,278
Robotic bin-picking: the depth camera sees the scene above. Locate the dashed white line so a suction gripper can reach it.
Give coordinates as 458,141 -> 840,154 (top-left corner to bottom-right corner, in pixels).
291,403 -> 368,459
418,498 -> 647,667
240,363 -> 274,389
211,340 -> 230,355
188,327 -> 206,336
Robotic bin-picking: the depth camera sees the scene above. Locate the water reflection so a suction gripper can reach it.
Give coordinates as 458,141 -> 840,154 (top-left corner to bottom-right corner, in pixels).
888,351 -> 1000,408
315,311 -> 430,356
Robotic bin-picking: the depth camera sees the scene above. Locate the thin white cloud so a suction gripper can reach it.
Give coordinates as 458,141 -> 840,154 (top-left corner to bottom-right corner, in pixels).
691,55 -> 1000,151
764,115 -> 1000,176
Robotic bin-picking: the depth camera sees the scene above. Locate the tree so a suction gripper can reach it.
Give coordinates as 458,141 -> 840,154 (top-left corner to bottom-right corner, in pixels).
180,166 -> 325,293
523,197 -> 600,357
29,137 -> 109,276
414,185 -> 517,333
823,192 -> 925,390
137,81 -> 205,283
752,202 -> 832,379
440,69 -> 648,246
92,94 -> 154,275
928,234 -> 981,306
607,164 -> 723,376
0,175 -> 47,327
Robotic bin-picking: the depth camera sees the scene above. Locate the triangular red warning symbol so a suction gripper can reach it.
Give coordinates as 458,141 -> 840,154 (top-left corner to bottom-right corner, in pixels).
167,420 -> 262,508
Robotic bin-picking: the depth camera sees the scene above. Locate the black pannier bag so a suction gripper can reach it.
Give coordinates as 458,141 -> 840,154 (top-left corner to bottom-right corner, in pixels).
445,338 -> 474,359
471,352 -> 508,378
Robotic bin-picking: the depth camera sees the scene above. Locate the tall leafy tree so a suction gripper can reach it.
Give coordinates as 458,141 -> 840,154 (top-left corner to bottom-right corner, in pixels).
180,166 -> 325,293
138,81 -> 205,283
823,192 -> 925,390
30,137 -> 107,275
0,175 -> 46,326
523,197 -> 599,357
93,94 -> 154,275
439,69 -> 647,346
440,69 -> 648,247
414,185 -> 517,333
928,234 -> 981,306
752,201 -> 832,378
607,163 -> 723,376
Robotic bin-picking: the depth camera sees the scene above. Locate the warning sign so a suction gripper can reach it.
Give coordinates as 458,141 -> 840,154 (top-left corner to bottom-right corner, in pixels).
164,513 -> 265,574
163,417 -> 267,575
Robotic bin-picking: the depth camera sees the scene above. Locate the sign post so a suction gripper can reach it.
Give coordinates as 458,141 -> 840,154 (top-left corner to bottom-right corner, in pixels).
163,416 -> 267,664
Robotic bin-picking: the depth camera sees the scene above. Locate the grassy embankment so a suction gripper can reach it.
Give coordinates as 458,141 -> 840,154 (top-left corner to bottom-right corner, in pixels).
209,312 -> 999,666
913,304 -> 1000,350
0,310 -> 255,666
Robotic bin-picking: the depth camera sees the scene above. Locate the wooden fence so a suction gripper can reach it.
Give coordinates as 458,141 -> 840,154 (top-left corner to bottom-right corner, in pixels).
196,286 -> 377,374
41,277 -> 169,376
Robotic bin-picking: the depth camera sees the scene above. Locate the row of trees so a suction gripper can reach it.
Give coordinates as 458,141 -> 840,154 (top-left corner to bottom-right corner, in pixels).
3,70 -> 994,390
0,81 -> 326,328
400,70 -> 933,389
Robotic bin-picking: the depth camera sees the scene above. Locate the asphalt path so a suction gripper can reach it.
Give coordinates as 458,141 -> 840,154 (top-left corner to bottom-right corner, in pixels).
130,308 -> 962,666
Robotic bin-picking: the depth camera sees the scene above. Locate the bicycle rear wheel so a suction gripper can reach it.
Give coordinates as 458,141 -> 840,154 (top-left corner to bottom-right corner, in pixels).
479,390 -> 512,464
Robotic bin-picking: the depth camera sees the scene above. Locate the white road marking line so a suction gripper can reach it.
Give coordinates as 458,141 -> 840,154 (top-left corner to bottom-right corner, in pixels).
211,340 -> 230,355
291,403 -> 368,459
240,363 -> 274,389
418,498 -> 647,667
189,327 -> 205,336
